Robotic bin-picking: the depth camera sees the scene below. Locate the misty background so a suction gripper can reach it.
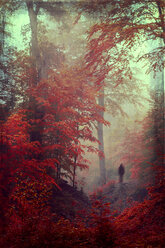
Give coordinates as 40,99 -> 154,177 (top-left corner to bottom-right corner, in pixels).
1,2 -> 164,192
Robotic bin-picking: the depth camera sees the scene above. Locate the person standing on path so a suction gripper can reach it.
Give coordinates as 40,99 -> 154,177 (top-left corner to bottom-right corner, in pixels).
118,163 -> 125,183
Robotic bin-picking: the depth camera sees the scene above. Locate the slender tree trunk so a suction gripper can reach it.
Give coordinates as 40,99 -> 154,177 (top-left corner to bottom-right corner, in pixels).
97,88 -> 106,185
155,2 -> 165,166
73,125 -> 79,187
73,155 -> 77,188
26,1 -> 41,82
26,1 -> 44,151
0,8 -> 5,53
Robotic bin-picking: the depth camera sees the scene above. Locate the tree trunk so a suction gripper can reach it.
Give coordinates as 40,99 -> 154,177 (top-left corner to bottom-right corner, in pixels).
97,88 -> 106,185
73,125 -> 79,187
26,1 -> 44,150
73,155 -> 77,188
26,1 -> 41,82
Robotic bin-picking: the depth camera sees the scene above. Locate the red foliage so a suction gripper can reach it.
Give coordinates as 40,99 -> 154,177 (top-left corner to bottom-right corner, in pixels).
0,35 -> 164,248
0,62 -> 109,238
115,175 -> 165,247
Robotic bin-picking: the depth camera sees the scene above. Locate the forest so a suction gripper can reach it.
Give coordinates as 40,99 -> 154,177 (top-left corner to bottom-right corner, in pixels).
0,0 -> 164,247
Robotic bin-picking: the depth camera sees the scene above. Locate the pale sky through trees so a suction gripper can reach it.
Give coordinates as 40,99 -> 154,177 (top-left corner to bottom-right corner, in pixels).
5,4 -> 163,190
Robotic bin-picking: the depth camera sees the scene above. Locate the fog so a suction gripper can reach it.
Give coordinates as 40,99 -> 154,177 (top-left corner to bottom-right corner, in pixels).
5,3 -> 164,193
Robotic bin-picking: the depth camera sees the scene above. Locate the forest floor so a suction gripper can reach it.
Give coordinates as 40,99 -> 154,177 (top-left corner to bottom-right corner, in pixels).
50,178 -> 148,218
102,180 -> 148,214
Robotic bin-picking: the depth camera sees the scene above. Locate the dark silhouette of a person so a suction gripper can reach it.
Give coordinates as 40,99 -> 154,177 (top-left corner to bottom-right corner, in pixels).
118,163 -> 125,183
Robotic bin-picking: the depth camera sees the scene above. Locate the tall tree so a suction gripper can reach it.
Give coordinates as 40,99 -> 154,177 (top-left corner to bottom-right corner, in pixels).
97,88 -> 106,184
25,1 -> 67,148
